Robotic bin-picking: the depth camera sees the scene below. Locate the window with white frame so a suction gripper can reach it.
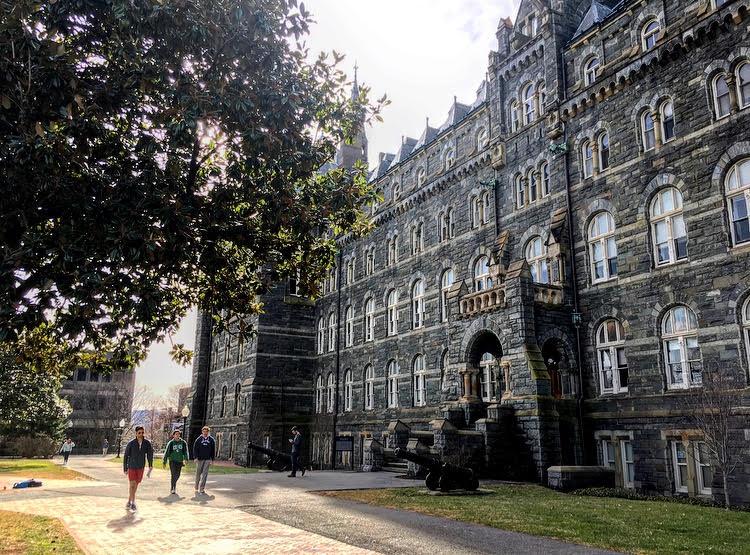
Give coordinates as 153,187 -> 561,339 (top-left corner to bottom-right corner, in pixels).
315,375 -> 323,413
477,127 -> 489,149
541,162 -> 550,196
725,158 -> 750,245
479,352 -> 497,402
713,0 -> 730,8
288,272 -> 301,296
412,279 -> 424,329
660,100 -> 675,142
481,191 -> 491,224
651,187 -> 688,265
387,289 -> 398,336
345,305 -> 353,347
671,440 -> 689,492
737,62 -> 750,109
413,354 -> 426,407
364,365 -> 374,410
474,256 -> 492,291
327,312 -> 336,352
516,174 -> 525,208
530,14 -> 539,36
743,298 -> 750,369
713,74 -> 731,119
470,195 -> 480,228
523,84 -> 536,124
582,141 -> 594,178
538,82 -> 546,113
599,132 -> 610,170
641,110 -> 656,151
527,168 -> 538,202
525,236 -> 549,284
511,100 -> 520,132
441,269 -> 453,322
588,211 -> 618,282
387,359 -> 399,408
663,305 -> 702,389
417,167 -> 426,186
621,440 -> 635,488
597,319 -> 628,394
364,297 -> 375,341
237,335 -> 244,364
585,57 -> 599,86
641,19 -> 660,51
445,148 -> 456,170
317,318 -> 325,354
366,247 -> 374,275
346,258 -> 354,284
326,372 -> 335,413
343,369 -> 353,412
439,209 -> 454,242
602,439 -> 616,469
695,441 -> 713,495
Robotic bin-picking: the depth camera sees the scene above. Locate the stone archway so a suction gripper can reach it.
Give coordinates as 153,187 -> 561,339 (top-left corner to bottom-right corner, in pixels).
541,338 -> 572,399
463,330 -> 504,402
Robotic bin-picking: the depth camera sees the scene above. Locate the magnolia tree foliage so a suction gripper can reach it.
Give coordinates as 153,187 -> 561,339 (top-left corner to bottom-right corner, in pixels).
0,0 -> 384,373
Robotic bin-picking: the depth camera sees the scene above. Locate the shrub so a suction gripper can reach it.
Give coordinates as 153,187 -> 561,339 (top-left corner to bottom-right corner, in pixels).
10,435 -> 59,458
572,487 -> 750,512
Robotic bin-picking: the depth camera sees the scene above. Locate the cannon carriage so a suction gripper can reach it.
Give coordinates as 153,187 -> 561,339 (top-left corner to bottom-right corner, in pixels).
394,447 -> 478,492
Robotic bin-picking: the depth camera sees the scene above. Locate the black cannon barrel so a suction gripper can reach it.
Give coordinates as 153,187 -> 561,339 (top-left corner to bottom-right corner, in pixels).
247,441 -> 284,459
394,447 -> 442,471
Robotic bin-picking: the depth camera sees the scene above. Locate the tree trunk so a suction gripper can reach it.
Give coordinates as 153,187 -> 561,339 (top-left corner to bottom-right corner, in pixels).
723,471 -> 730,509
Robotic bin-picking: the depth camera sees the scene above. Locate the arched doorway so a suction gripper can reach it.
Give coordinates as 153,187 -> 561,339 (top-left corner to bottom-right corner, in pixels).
466,331 -> 503,402
542,338 -> 570,399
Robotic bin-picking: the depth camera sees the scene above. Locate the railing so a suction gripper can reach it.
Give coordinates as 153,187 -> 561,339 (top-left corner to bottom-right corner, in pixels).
460,285 -> 506,317
534,284 -> 564,305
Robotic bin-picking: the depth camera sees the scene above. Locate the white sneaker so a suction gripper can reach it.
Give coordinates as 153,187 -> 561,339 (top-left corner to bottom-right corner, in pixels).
171,489 -> 176,495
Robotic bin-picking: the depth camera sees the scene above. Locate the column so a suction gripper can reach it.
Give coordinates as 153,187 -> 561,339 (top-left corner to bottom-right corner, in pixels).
652,110 -> 662,149
727,74 -> 740,115
501,360 -> 512,399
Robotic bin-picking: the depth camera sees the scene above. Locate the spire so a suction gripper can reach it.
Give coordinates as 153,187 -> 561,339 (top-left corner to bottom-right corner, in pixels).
351,62 -> 360,100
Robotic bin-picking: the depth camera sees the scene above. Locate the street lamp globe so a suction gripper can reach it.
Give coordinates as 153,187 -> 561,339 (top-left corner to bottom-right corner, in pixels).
118,418 -> 126,428
181,405 -> 190,418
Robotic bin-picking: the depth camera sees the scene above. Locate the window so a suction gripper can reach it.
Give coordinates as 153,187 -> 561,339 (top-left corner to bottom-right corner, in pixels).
220,385 -> 227,418
744,298 -> 750,369
602,439 -> 616,469
523,84 -> 536,125
662,305 -> 702,389
621,440 -> 635,488
208,388 -> 215,418
417,167 -> 425,186
223,335 -> 231,367
737,62 -> 750,109
439,208 -> 455,242
413,355 -> 426,407
76,368 -> 87,381
317,317 -> 325,354
315,375 -> 324,413
540,162 -> 550,196
479,352 -> 497,402
516,174 -> 525,207
328,265 -> 337,293
445,148 -> 456,170
695,442 -> 713,495
237,335 -> 244,364
477,127 -> 489,149
585,57 -> 599,86
641,111 -> 656,151
441,350 -> 449,392
474,256 -> 492,291
344,369 -> 353,412
346,259 -> 354,284
393,182 -> 401,201
288,273 -> 301,296
530,15 -> 539,37
511,100 -> 520,132
525,237 -> 549,284
714,74 -> 731,119
364,298 -> 375,341
441,269 -> 453,322
233,383 -> 241,416
410,223 -> 423,255
597,319 -> 628,394
345,306 -> 354,347
470,195 -> 481,228
365,247 -> 374,275
412,279 -> 424,329
538,82 -> 546,113
364,365 -> 374,410
671,440 -> 689,492
651,187 -> 688,265
582,141 -> 594,178
588,211 -> 617,282
388,235 -> 399,265
527,168 -> 538,202
211,344 -> 218,371
327,312 -> 336,352
387,289 -> 398,336
481,191 -> 491,224
641,19 -> 660,51
326,372 -> 335,413
387,360 -> 399,408
725,158 -> 750,245
660,100 -> 675,142
598,132 -> 610,170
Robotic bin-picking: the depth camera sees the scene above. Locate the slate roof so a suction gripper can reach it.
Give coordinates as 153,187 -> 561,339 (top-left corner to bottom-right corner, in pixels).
388,137 -> 418,170
572,0 -> 614,39
368,152 -> 395,183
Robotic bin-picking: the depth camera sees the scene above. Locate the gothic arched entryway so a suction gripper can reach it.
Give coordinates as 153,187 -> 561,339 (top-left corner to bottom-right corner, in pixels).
465,330 -> 503,402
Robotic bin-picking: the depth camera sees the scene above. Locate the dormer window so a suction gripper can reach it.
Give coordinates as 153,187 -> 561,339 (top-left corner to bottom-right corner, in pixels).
530,15 -> 539,37
477,127 -> 489,150
641,19 -> 660,51
445,148 -> 456,170
393,182 -> 401,201
585,57 -> 599,86
417,167 -> 425,186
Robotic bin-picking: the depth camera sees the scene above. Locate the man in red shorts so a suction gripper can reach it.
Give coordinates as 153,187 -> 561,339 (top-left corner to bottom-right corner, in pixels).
122,426 -> 154,511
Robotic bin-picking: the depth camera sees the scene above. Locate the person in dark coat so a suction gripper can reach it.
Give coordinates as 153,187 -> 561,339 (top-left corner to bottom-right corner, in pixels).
287,426 -> 302,477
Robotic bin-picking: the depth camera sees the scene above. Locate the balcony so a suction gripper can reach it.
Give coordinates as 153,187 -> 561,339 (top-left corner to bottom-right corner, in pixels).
459,285 -> 506,318
534,284 -> 564,305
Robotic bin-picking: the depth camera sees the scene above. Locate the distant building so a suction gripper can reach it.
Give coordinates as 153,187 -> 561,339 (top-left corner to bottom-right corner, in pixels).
177,386 -> 191,414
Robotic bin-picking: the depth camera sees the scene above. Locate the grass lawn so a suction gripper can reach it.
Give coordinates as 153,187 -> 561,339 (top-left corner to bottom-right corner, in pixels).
319,485 -> 750,555
107,457 -> 259,475
0,509 -> 83,554
0,459 -> 91,480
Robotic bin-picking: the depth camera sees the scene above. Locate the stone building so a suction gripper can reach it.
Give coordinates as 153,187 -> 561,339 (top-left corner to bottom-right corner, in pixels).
188,0 -> 750,505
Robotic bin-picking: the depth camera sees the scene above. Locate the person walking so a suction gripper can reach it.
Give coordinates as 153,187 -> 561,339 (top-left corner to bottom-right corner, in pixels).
287,426 -> 303,477
162,429 -> 189,495
122,426 -> 154,512
192,426 -> 215,494
60,438 -> 75,465
102,438 -> 109,456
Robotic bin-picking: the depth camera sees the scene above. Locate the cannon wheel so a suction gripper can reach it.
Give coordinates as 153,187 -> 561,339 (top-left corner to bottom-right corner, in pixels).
467,476 -> 479,491
425,471 -> 440,491
270,457 -> 288,472
438,474 -> 454,492
265,458 -> 275,470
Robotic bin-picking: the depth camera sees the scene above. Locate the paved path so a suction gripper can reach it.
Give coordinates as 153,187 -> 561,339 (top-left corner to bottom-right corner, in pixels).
0,456 -> 617,554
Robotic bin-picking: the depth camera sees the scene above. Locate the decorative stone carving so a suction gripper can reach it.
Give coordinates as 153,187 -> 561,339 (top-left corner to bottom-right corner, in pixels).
490,141 -> 506,169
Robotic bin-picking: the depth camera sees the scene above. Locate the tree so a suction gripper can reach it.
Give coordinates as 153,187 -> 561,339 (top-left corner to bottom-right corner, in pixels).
0,0 -> 385,372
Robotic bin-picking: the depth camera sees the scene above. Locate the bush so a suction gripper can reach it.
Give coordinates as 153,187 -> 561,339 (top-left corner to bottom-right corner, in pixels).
571,487 -> 750,512
10,435 -> 59,458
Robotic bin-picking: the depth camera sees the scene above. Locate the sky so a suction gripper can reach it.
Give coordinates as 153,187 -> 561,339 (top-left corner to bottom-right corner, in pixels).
133,0 -> 520,407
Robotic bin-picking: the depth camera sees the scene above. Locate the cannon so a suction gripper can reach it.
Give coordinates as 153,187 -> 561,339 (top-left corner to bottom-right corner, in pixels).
394,447 -> 478,492
247,441 -> 306,475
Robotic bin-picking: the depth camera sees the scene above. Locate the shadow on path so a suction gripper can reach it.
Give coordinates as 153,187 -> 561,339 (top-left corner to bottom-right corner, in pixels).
106,512 -> 143,532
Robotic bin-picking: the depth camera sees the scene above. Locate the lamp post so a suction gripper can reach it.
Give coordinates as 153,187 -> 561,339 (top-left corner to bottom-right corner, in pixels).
181,405 -> 190,444
116,418 -> 126,458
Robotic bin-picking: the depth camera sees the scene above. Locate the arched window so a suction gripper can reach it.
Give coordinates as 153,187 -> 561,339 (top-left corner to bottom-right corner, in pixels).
538,82 -> 546,114
641,111 -> 656,151
641,19 -> 660,51
317,317 -> 325,354
725,158 -> 750,245
527,168 -> 538,202
365,247 -> 374,275
660,100 -> 675,142
315,375 -> 324,413
233,383 -> 241,416
511,100 -> 520,132
540,162 -> 550,197
582,141 -> 594,178
387,289 -> 398,336
208,388 -> 215,418
737,62 -> 750,109
597,320 -> 628,394
410,223 -> 423,254
387,360 -> 399,408
439,211 -> 448,242
326,372 -> 335,413
343,369 -> 353,412
650,187 -> 688,265
223,335 -> 231,367
220,385 -> 227,418
412,279 -> 424,329
662,306 -> 702,389
477,127 -> 489,149
327,312 -> 336,352
474,256 -> 492,291
479,352 -> 497,402
470,195 -> 480,228
588,211 -> 617,282
445,148 -> 456,170
446,207 -> 455,238
525,237 -> 549,284
364,365 -> 374,410
441,350 -> 449,393
441,269 -> 454,322
516,174 -> 525,208
413,355 -> 426,407
237,335 -> 244,364
714,74 -> 731,119
598,132 -> 610,170
393,182 -> 401,201
345,305 -> 354,347
417,167 -> 426,186
523,84 -> 536,125
743,298 -> 750,370
585,57 -> 599,86
364,297 -> 375,341
388,235 -> 399,265
346,258 -> 354,284
481,191 -> 491,223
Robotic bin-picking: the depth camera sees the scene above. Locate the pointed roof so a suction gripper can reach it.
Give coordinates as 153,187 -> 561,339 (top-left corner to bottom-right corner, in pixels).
573,0 -> 614,39
413,118 -> 438,151
351,63 -> 360,100
471,80 -> 488,110
388,136 -> 417,170
368,152 -> 395,182
438,97 -> 471,134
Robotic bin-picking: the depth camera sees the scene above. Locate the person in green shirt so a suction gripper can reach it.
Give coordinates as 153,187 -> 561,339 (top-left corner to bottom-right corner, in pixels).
162,429 -> 189,495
